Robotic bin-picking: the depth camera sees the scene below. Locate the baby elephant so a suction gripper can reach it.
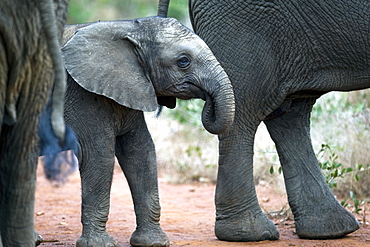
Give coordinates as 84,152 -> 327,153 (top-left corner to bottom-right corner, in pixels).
62,17 -> 235,247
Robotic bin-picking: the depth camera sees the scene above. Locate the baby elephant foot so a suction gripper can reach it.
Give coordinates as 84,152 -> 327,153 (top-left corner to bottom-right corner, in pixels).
76,231 -> 118,247
130,226 -> 170,247
215,211 -> 279,241
295,205 -> 359,239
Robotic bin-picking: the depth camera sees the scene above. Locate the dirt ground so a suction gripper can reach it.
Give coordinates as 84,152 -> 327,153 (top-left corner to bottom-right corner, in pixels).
35,163 -> 370,247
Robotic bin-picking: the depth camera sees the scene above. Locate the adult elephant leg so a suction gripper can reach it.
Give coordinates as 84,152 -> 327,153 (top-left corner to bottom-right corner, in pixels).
0,50 -> 50,246
0,124 -> 38,247
214,117 -> 279,241
264,98 -> 359,239
115,112 -> 169,247
75,130 -> 118,247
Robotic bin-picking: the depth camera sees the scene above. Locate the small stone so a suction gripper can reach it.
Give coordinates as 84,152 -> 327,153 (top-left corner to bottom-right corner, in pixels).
36,211 -> 45,216
261,197 -> 270,203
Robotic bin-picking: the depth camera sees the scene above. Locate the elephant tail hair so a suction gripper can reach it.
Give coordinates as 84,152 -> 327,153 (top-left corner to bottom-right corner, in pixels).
38,102 -> 78,183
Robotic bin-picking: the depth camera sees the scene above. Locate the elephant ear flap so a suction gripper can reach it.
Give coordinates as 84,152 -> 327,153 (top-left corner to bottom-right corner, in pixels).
61,22 -> 158,112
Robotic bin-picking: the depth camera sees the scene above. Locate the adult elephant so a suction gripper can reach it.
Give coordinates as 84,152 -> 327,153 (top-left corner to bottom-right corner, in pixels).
61,16 -> 234,247
0,0 -> 73,246
160,0 -> 370,241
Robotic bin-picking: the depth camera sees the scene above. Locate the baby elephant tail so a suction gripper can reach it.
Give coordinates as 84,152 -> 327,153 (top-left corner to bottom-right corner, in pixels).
38,102 -> 78,182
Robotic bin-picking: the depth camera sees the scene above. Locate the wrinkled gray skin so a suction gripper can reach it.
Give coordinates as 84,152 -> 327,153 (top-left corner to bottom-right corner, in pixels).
62,17 -> 235,247
184,0 -> 370,242
0,0 -> 68,246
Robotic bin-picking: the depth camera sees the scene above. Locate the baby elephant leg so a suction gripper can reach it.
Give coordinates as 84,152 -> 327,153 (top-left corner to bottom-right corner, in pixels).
76,133 -> 118,247
115,116 -> 169,247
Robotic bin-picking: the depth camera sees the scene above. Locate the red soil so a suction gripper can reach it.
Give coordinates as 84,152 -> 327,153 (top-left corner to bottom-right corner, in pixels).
35,164 -> 370,247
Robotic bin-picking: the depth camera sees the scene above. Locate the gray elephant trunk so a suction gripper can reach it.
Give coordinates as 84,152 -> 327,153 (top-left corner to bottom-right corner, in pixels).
201,67 -> 235,135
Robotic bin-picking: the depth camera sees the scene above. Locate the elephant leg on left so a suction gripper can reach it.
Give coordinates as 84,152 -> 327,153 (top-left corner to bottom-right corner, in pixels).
115,112 -> 169,247
264,98 -> 359,239
0,125 -> 38,247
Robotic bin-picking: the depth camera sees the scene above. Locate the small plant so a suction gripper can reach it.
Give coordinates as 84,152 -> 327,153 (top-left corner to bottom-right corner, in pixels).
317,144 -> 369,215
350,191 -> 363,214
340,191 -> 364,215
317,144 -> 354,189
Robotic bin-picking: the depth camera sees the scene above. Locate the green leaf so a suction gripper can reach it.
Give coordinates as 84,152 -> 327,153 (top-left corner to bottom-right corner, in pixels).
270,166 -> 274,174
355,208 -> 363,214
334,162 -> 342,168
278,166 -> 283,174
332,170 -> 338,178
345,167 -> 353,173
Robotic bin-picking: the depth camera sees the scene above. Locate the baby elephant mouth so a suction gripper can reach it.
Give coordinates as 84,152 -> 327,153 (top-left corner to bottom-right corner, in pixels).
173,83 -> 207,101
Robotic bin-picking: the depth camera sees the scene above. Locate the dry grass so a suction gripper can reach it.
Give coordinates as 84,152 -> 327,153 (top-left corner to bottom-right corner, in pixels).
145,110 -> 219,184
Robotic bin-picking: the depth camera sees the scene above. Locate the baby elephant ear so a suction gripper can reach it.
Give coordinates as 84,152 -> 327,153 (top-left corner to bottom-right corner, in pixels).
62,22 -> 158,112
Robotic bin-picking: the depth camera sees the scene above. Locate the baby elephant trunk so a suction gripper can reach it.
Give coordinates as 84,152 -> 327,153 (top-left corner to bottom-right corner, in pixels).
201,64 -> 235,135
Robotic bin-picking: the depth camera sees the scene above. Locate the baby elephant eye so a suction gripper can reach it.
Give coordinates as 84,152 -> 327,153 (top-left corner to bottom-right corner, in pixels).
177,56 -> 191,68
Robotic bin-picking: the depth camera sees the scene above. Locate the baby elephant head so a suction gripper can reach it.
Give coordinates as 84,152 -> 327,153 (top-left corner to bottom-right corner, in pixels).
62,17 -> 235,134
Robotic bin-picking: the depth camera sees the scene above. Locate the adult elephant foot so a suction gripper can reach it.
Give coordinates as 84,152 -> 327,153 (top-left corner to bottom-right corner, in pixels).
76,231 -> 118,247
215,210 -> 279,241
295,203 -> 359,239
130,226 -> 170,247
